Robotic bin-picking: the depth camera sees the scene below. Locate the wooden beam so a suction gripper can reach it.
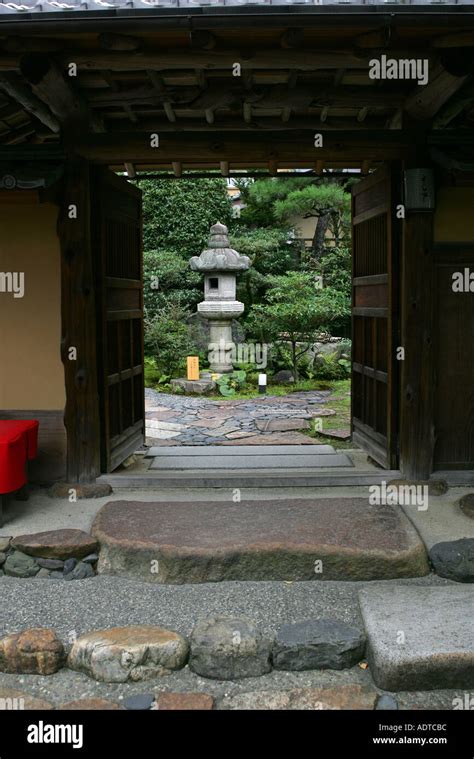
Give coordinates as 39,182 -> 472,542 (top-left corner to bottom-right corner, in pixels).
432,31 -> 474,49
404,68 -> 467,120
354,27 -> 392,50
357,106 -> 369,123
172,161 -> 182,178
433,82 -> 474,129
9,50 -> 372,73
190,31 -> 217,51
146,70 -> 176,123
268,160 -> 278,176
220,161 -> 229,177
205,108 -> 215,125
87,84 -> 406,110
19,54 -> 104,133
58,156 -> 101,483
388,108 -> 403,130
76,131 -> 414,165
243,102 -> 252,124
0,72 -> 60,133
280,29 -> 304,50
2,36 -> 64,54
315,160 -> 325,176
124,161 -> 136,178
108,116 -> 388,133
320,106 -> 329,123
1,123 -> 35,144
103,71 -> 137,125
99,33 -> 142,52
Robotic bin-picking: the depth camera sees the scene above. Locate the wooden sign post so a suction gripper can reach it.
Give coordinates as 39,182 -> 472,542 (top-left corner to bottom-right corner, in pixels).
187,356 -> 200,381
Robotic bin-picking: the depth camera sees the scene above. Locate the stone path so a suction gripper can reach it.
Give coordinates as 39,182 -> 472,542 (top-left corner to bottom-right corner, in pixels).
145,387 -> 346,446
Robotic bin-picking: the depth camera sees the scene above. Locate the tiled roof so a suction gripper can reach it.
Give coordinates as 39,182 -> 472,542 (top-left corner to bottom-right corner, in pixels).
0,0 -> 471,15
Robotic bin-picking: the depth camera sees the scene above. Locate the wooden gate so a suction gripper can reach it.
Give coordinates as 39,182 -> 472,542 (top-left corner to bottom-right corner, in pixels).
351,167 -> 400,469
93,170 -> 145,473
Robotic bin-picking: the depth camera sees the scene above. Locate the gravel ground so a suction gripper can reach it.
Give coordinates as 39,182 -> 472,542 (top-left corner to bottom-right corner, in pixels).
0,575 -> 460,708
0,575 -> 454,645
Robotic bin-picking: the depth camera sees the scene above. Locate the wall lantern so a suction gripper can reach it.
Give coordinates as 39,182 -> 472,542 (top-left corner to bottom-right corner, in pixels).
403,168 -> 435,212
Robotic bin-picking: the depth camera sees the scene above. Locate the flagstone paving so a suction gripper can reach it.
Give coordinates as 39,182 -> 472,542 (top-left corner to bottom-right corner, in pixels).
144,387 -> 346,446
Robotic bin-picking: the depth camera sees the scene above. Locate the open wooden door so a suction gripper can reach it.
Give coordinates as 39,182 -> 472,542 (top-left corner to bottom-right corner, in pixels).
351,167 -> 400,469
93,169 -> 145,473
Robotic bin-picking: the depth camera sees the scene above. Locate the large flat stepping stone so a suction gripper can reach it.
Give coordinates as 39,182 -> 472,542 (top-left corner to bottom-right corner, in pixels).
359,585 -> 474,691
92,498 -> 429,583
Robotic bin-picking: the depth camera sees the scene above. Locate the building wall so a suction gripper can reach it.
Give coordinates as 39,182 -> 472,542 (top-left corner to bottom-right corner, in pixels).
0,196 -> 66,482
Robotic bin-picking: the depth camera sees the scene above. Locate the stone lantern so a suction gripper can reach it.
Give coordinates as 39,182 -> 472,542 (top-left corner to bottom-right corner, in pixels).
190,222 -> 250,373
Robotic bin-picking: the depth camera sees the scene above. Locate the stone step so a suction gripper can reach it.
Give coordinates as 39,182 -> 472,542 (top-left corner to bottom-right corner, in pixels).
359,586 -> 474,691
97,469 -> 402,488
146,444 -> 337,456
92,497 -> 429,584
149,452 -> 353,470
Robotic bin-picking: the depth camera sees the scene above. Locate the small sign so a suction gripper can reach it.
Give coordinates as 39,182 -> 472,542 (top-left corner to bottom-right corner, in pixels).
187,356 -> 200,381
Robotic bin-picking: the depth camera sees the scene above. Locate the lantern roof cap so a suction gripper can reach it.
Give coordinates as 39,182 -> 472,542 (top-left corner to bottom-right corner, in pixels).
190,222 -> 250,272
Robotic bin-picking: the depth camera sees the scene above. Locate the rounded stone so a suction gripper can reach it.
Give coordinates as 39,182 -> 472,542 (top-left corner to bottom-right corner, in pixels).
68,626 -> 189,682
82,553 -> 99,564
272,618 -> 366,672
36,558 -> 64,570
0,628 -> 65,675
4,551 -> 39,578
189,616 -> 272,680
63,558 -> 77,574
64,562 -> 95,581
430,538 -> 474,583
458,493 -> 474,519
11,530 -> 98,560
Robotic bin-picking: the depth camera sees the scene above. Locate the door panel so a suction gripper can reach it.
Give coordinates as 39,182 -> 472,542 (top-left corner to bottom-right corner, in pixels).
351,167 -> 399,469
93,169 -> 145,473
433,247 -> 474,469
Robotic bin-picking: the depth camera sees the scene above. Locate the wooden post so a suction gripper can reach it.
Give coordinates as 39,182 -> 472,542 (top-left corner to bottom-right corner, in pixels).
399,173 -> 435,479
58,156 -> 101,483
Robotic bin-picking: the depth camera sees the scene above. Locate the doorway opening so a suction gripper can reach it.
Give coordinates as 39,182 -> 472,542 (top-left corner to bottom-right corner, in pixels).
93,164 -> 402,487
